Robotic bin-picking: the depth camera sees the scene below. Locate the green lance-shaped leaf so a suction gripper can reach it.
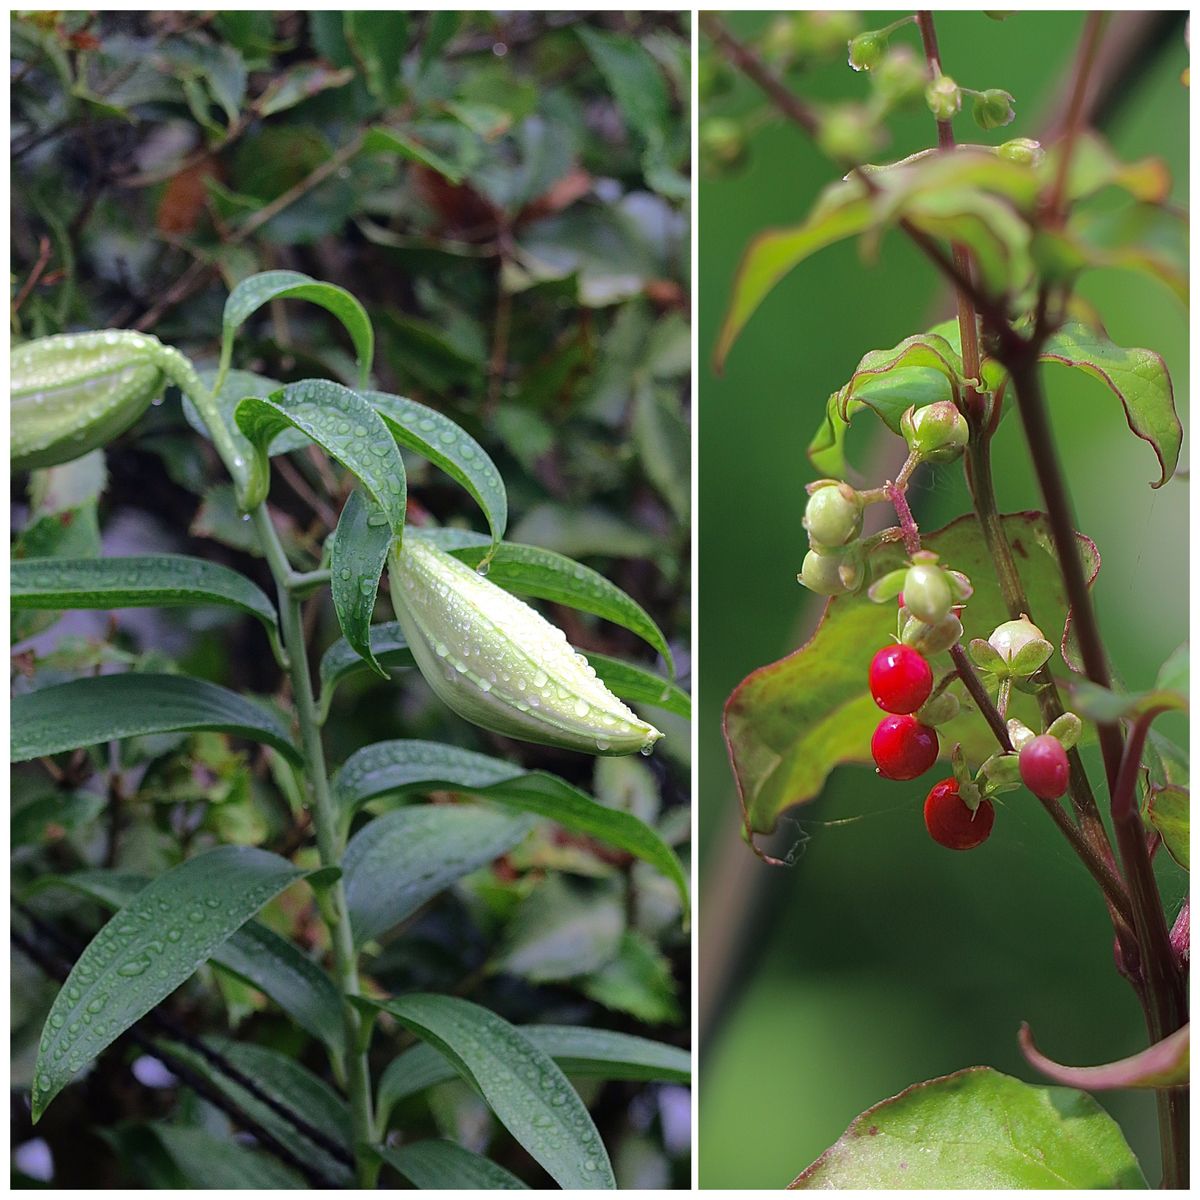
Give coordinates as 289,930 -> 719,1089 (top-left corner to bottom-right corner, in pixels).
1039,322 -> 1181,488
727,514 -> 1099,839
790,1068 -> 1146,1188
12,330 -> 167,473
362,124 -> 467,183
147,1123 -> 305,1189
375,1140 -> 528,1189
584,653 -> 691,718
30,846 -> 308,1121
333,739 -> 689,918
329,490 -> 393,677
440,536 -> 674,674
389,536 -> 663,756
356,994 -> 616,1190
183,368 -> 309,457
343,805 -> 535,945
10,554 -> 284,665
11,673 -> 301,765
366,390 -> 507,561
153,1036 -> 354,1187
220,270 -> 374,389
1020,1022 -> 1189,1091
715,180 -> 872,370
234,379 -> 407,523
318,621 -> 415,720
376,1024 -> 691,1128
26,870 -> 344,1057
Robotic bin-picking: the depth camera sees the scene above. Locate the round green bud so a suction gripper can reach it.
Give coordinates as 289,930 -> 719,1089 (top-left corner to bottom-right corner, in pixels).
803,483 -> 863,548
903,562 -> 954,625
700,118 -> 747,171
901,401 -> 970,464
799,546 -> 862,596
925,74 -> 961,121
997,137 -> 1044,166
761,15 -> 806,63
848,31 -> 886,72
988,615 -> 1053,675
917,690 -> 960,726
872,46 -> 928,107
817,104 -> 879,163
972,88 -> 1017,131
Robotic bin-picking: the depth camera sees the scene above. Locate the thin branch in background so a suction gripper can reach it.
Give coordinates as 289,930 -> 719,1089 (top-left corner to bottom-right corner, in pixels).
11,236 -> 54,316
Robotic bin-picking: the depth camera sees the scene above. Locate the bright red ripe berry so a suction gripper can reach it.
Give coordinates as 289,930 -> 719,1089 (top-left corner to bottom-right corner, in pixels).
869,644 -> 933,714
924,777 -> 995,850
1019,734 -> 1070,800
871,714 -> 939,780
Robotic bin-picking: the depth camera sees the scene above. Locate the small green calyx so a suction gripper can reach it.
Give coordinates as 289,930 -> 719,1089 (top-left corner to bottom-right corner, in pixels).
799,545 -> 863,596
11,330 -> 167,473
872,47 -> 927,107
925,74 -> 962,121
816,104 -> 880,163
917,690 -> 960,726
987,615 -> 1053,676
700,117 -> 748,172
900,608 -> 962,656
389,535 -> 662,757
972,88 -> 1017,131
998,137 -> 1043,166
1046,711 -> 1082,751
901,402 -> 969,464
803,482 -> 863,549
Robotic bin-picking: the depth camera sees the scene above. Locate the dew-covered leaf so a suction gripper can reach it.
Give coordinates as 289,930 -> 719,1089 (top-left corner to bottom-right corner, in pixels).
27,869 -> 344,1056
11,555 -> 282,663
235,380 -> 406,525
366,389 -> 507,558
153,1036 -> 353,1187
375,1139 -> 528,1189
343,804 -> 535,945
584,653 -> 691,718
727,514 -> 1099,838
30,846 -> 308,1121
183,369 -> 309,457
1040,322 -> 1181,487
1019,1022 -> 1188,1091
357,994 -> 615,1189
11,673 -> 301,766
329,490 -> 392,677
333,740 -> 688,917
317,620 -> 415,719
221,270 -> 373,388
789,1067 -> 1146,1189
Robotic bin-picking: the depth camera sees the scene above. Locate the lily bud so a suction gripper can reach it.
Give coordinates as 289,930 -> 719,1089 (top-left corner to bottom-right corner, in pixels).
388,536 -> 663,756
12,331 -> 167,472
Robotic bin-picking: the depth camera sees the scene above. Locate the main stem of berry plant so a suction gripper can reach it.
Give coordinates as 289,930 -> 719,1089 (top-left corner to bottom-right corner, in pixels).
253,504 -> 379,1188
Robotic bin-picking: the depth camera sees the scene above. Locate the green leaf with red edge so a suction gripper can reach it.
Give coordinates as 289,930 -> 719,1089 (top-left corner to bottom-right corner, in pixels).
1039,323 -> 1180,489
726,513 -> 1099,839
788,1067 -> 1147,1189
1019,1022 -> 1189,1091
1039,130 -> 1171,206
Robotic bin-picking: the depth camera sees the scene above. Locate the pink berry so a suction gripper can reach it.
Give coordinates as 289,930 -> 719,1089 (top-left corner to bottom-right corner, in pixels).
871,714 -> 939,780
868,644 -> 933,714
924,777 -> 995,850
1019,734 -> 1070,800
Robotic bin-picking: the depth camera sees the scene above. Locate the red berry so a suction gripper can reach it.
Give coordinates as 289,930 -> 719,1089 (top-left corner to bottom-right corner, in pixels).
871,714 -> 939,780
924,777 -> 995,850
1019,734 -> 1070,800
868,644 -> 933,714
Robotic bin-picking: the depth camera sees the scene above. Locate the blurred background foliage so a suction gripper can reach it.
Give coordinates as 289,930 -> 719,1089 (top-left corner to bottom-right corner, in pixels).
698,10 -> 1187,1189
11,10 -> 690,1188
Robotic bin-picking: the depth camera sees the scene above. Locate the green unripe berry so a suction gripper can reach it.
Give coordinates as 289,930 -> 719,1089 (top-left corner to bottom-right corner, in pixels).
998,137 -> 1043,166
925,74 -> 961,121
848,31 -> 885,72
903,562 -> 954,625
804,483 -> 863,548
872,46 -> 928,107
817,105 -> 879,163
972,88 -> 1016,130
799,546 -> 862,596
698,56 -> 734,102
901,609 -> 963,656
761,15 -> 806,63
901,402 -> 969,464
917,690 -> 960,727
700,118 -> 747,171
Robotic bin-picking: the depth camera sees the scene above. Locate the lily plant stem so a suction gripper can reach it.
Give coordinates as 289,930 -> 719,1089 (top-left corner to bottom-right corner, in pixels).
253,504 -> 378,1187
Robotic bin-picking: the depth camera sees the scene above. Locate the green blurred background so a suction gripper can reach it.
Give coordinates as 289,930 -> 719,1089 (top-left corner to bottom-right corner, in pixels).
698,11 -> 1188,1188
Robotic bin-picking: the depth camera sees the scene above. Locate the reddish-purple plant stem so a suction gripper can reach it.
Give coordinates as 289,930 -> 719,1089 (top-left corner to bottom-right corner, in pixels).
884,481 -> 921,556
